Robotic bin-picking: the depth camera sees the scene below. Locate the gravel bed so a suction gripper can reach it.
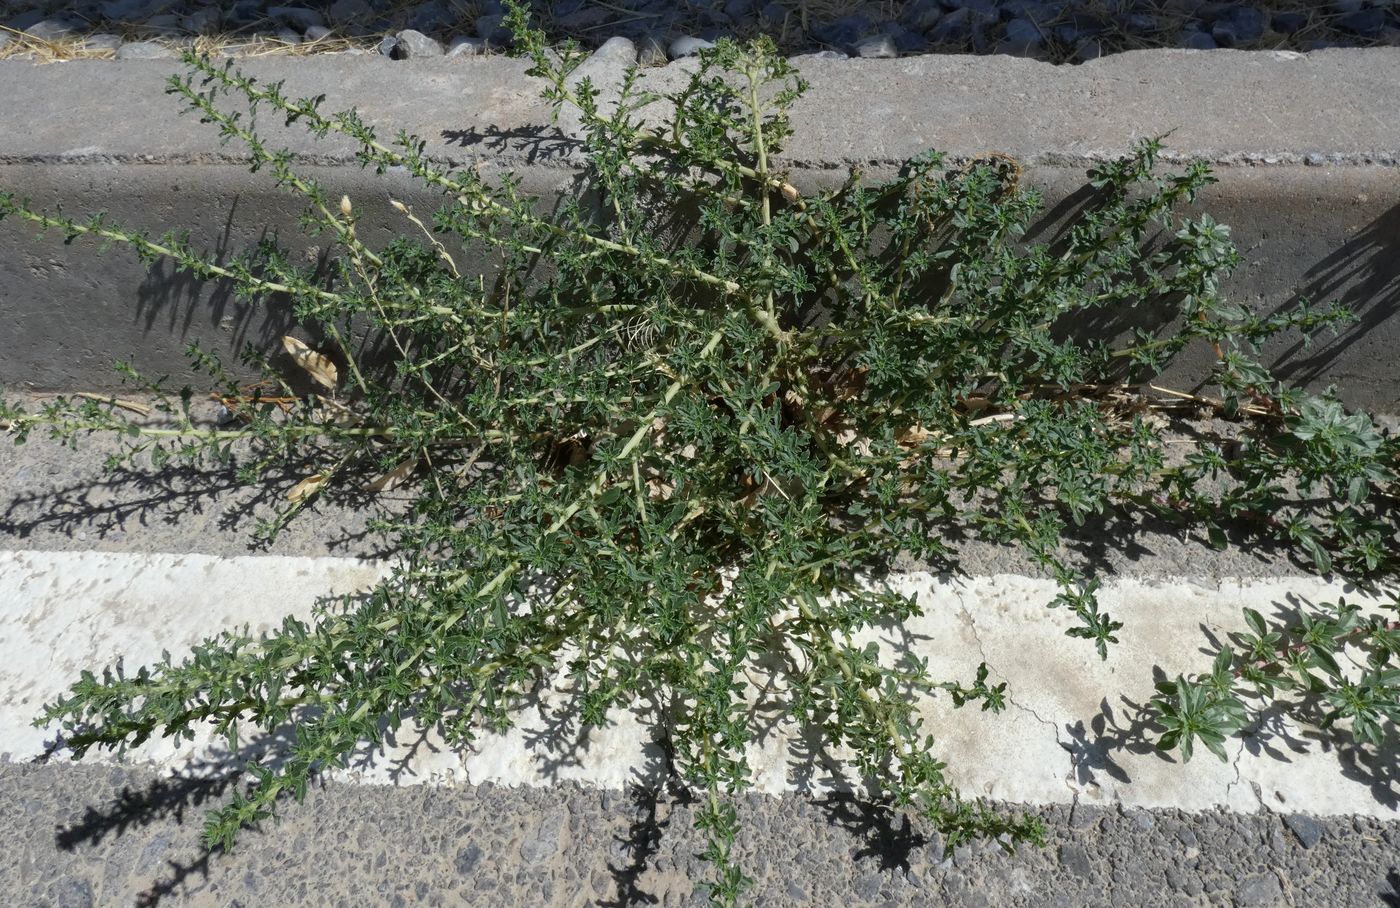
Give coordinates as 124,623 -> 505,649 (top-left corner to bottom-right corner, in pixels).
1,1 -> 1399,66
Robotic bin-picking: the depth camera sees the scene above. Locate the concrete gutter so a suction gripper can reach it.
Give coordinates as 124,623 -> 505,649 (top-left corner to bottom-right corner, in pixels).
0,49 -> 1397,403
1,548 -> 1393,819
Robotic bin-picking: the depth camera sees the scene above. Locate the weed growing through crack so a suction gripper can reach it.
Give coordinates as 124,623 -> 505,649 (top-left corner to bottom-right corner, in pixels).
1,4 -> 1398,901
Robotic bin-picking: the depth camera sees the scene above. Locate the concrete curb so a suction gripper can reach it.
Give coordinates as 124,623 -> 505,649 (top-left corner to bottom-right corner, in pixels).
0,49 -> 1398,403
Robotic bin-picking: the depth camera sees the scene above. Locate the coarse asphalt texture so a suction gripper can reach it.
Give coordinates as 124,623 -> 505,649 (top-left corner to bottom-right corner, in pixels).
5,761 -> 1400,907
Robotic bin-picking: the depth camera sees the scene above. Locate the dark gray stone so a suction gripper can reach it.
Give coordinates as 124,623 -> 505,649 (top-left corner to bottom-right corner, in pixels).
142,13 -> 185,35
1122,807 -> 1155,830
1058,843 -> 1093,879
1235,873 -> 1284,906
407,1 -> 455,32
999,0 -> 1052,19
1271,12 -> 1306,34
21,18 -> 81,41
476,13 -> 512,44
394,29 -> 444,57
668,35 -> 713,58
52,877 -> 94,908
760,1 -> 788,27
454,844 -> 482,875
328,0 -> 373,23
1068,803 -> 1102,831
1122,13 -> 1160,35
1338,9 -> 1387,36
1284,813 -> 1323,849
901,2 -> 946,33
811,14 -> 873,49
268,6 -> 325,31
554,7 -> 610,31
930,7 -> 995,44
1002,17 -> 1043,54
945,0 -> 999,13
1183,31 -> 1219,49
724,0 -> 758,22
519,807 -> 564,864
1213,7 -> 1266,46
225,0 -> 263,26
902,0 -> 945,32
181,8 -> 219,32
304,25 -> 333,42
852,871 -> 882,900
99,0 -> 171,20
882,23 -> 929,53
80,34 -> 124,52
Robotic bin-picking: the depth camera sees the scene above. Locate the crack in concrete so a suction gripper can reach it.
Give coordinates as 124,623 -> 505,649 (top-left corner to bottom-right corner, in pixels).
957,601 -> 1079,799
1222,736 -> 1262,811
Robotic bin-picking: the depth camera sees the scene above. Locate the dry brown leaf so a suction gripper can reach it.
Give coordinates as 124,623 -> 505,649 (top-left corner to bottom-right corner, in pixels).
281,335 -> 339,390
896,424 -> 936,447
364,457 -> 418,493
287,473 -> 329,503
646,476 -> 675,501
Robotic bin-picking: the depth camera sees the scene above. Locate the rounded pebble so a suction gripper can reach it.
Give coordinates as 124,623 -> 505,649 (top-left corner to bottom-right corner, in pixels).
446,35 -> 488,57
668,35 -> 713,59
80,34 -> 124,52
393,29 -> 444,58
591,35 -> 637,66
22,18 -> 80,41
268,6 -> 326,31
855,35 -> 898,58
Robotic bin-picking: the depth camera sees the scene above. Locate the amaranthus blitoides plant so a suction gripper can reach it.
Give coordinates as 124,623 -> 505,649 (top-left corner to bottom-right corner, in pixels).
1,5 -> 1397,902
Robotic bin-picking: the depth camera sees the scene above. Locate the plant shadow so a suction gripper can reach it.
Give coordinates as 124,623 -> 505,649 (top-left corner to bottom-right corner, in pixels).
0,434 -> 402,558
1265,202 -> 1400,400
1067,592 -> 1400,811
47,720 -> 308,907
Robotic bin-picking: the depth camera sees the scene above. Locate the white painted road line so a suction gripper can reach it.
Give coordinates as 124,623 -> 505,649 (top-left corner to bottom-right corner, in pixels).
0,549 -> 1391,819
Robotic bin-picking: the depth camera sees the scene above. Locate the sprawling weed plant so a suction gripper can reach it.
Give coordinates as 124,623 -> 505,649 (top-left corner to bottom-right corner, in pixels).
2,4 -> 1398,901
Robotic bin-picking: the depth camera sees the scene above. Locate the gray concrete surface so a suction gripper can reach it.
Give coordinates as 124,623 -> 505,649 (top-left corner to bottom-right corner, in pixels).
1,50 -> 1398,403
3,761 -> 1398,907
